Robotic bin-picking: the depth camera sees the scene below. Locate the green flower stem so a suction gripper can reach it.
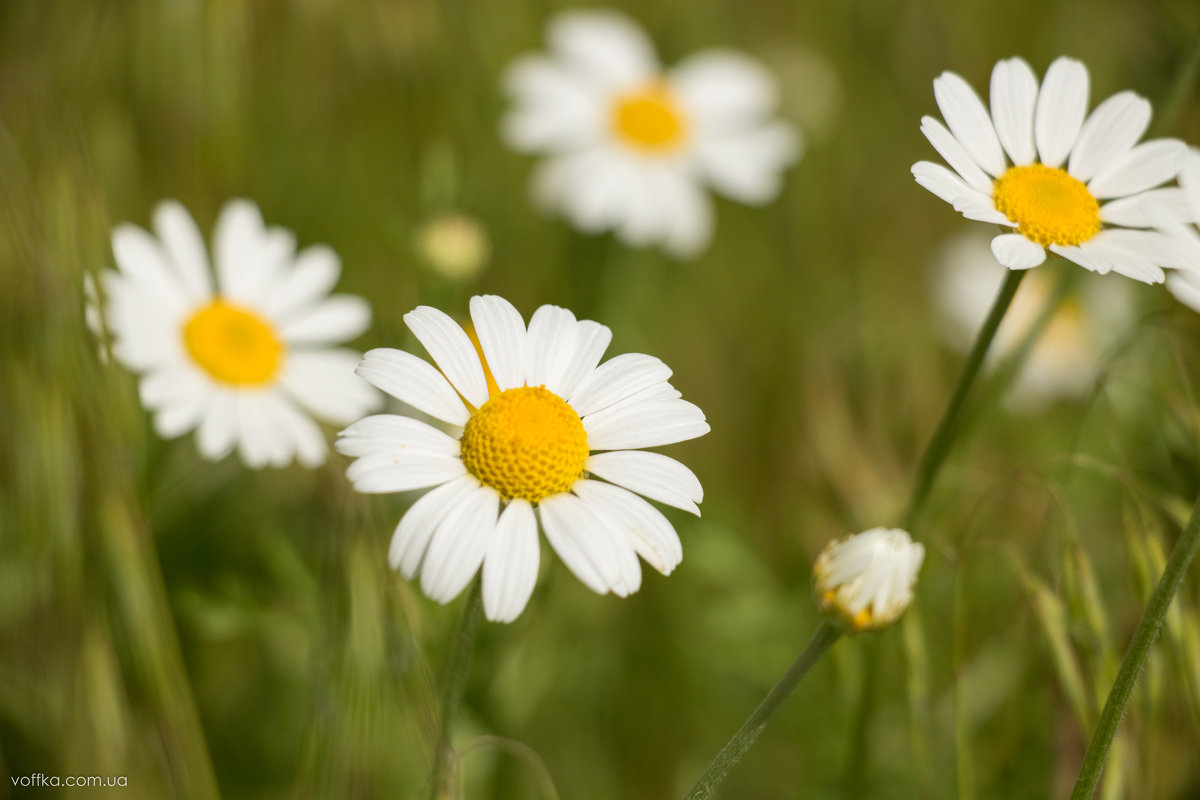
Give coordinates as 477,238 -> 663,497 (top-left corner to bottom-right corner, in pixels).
428,578 -> 485,800
903,268 -> 1025,530
683,622 -> 842,800
1069,494 -> 1200,800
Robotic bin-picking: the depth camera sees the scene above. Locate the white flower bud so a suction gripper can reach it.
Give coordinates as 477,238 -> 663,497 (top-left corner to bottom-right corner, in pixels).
813,528 -> 924,631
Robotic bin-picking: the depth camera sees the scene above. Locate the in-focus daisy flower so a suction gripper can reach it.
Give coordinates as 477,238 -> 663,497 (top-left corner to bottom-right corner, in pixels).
95,199 -> 382,468
814,528 -> 925,631
336,295 -> 709,622
913,56 -> 1189,283
502,10 -> 800,258
1164,153 -> 1200,311
933,231 -> 1133,410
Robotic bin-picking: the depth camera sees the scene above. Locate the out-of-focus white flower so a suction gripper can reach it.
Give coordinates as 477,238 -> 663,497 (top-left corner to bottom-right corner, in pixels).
95,199 -> 382,468
913,56 -> 1189,283
814,528 -> 924,631
415,213 -> 490,281
1163,152 -> 1200,311
502,10 -> 800,259
933,231 -> 1135,410
336,295 -> 709,623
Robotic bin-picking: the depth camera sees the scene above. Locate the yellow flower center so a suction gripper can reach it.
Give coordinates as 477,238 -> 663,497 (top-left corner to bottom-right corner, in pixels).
992,164 -> 1101,247
612,83 -> 688,152
459,386 -> 589,502
182,300 -> 284,386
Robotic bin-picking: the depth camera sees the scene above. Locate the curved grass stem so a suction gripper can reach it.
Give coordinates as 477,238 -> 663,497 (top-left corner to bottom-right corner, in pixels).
1069,495 -> 1200,800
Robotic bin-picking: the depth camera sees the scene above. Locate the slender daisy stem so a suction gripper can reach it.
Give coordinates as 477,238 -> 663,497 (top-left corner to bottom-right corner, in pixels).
683,622 -> 842,800
904,268 -> 1025,530
428,578 -> 485,800
1069,493 -> 1200,800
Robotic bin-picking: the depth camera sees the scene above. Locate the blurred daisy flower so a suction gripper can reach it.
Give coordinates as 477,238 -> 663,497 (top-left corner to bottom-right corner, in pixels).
913,56 -> 1189,283
336,295 -> 709,622
814,528 -> 924,631
1164,153 -> 1200,311
95,200 -> 382,468
934,231 -> 1134,410
502,9 -> 800,259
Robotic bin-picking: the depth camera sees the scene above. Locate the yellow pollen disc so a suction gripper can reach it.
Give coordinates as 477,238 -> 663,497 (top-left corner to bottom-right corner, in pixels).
612,83 -> 688,152
459,386 -> 589,502
182,300 -> 284,386
992,164 -> 1101,247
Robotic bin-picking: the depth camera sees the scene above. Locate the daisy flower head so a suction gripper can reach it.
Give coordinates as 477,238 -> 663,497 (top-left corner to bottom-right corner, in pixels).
96,199 -> 382,468
933,231 -> 1134,410
1164,152 -> 1200,311
502,9 -> 800,259
336,295 -> 709,623
814,528 -> 925,632
913,56 -> 1190,283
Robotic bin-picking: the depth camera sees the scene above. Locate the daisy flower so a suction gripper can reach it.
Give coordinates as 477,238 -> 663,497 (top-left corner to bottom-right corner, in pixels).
913,56 -> 1189,283
933,231 -> 1133,410
1164,152 -> 1200,311
336,295 -> 709,623
96,199 -> 382,468
814,528 -> 925,631
502,9 -> 800,258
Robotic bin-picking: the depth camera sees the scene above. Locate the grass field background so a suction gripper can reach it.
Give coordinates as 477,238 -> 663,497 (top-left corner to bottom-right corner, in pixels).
3,1 -> 1200,797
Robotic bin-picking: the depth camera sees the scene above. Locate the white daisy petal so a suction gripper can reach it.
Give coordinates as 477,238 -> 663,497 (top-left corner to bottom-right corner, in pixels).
568,353 -> 673,417
1067,91 -> 1151,182
390,475 -> 481,578
912,161 -> 993,211
281,295 -> 372,344
694,122 -> 800,204
110,224 -> 192,313
584,397 -> 709,450
1100,188 -> 1192,228
1079,228 -> 1171,284
1167,271 -> 1200,313
1086,138 -> 1187,200
1034,57 -> 1089,168
270,396 -> 329,468
525,304 -> 580,394
572,479 -> 682,575
990,57 -> 1038,166
281,349 -> 382,424
335,414 -> 460,459
547,9 -> 659,91
345,450 -> 467,494
152,201 -> 213,302
502,55 -> 606,153
921,116 -> 995,194
234,394 -> 274,470
196,392 -> 238,461
554,320 -> 613,401
404,306 -> 490,408
482,499 -> 540,623
539,492 -> 639,596
585,449 -> 703,515
262,245 -> 342,323
660,171 -> 714,260
356,348 -> 470,425
421,486 -> 499,604
990,233 -> 1047,269
469,295 -> 528,392
933,70 -> 1007,177
670,50 -> 779,132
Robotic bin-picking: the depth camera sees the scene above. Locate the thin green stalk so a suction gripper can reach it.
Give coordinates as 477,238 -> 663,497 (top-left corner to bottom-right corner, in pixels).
904,268 -> 1025,530
428,579 -> 485,800
1069,494 -> 1200,800
683,622 -> 842,800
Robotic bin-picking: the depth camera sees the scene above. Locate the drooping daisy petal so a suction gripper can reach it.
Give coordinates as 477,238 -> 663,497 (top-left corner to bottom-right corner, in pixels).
911,161 -> 990,209
356,348 -> 471,426
933,70 -> 1007,177
990,57 -> 1038,166
421,486 -> 500,604
389,475 -> 481,578
469,295 -> 528,392
1100,188 -> 1192,227
345,449 -> 467,494
1034,57 -> 1089,168
196,392 -> 238,460
404,306 -> 490,408
335,414 -> 460,459
1067,91 -> 1151,182
572,479 -> 683,574
990,233 -> 1047,269
539,492 -> 640,596
482,500 -> 540,622
585,449 -> 703,515
1086,139 -> 1187,200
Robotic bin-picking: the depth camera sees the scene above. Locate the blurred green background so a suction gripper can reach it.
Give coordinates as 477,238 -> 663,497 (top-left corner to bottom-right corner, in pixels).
3,0 -> 1200,797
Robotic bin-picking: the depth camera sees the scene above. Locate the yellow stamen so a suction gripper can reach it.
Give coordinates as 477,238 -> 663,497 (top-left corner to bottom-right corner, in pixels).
183,300 -> 284,386
993,164 -> 1101,247
612,83 -> 688,152
460,386 -> 588,502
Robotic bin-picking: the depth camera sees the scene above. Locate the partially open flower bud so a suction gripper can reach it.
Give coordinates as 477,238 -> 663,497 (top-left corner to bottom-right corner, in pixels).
814,528 -> 924,631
